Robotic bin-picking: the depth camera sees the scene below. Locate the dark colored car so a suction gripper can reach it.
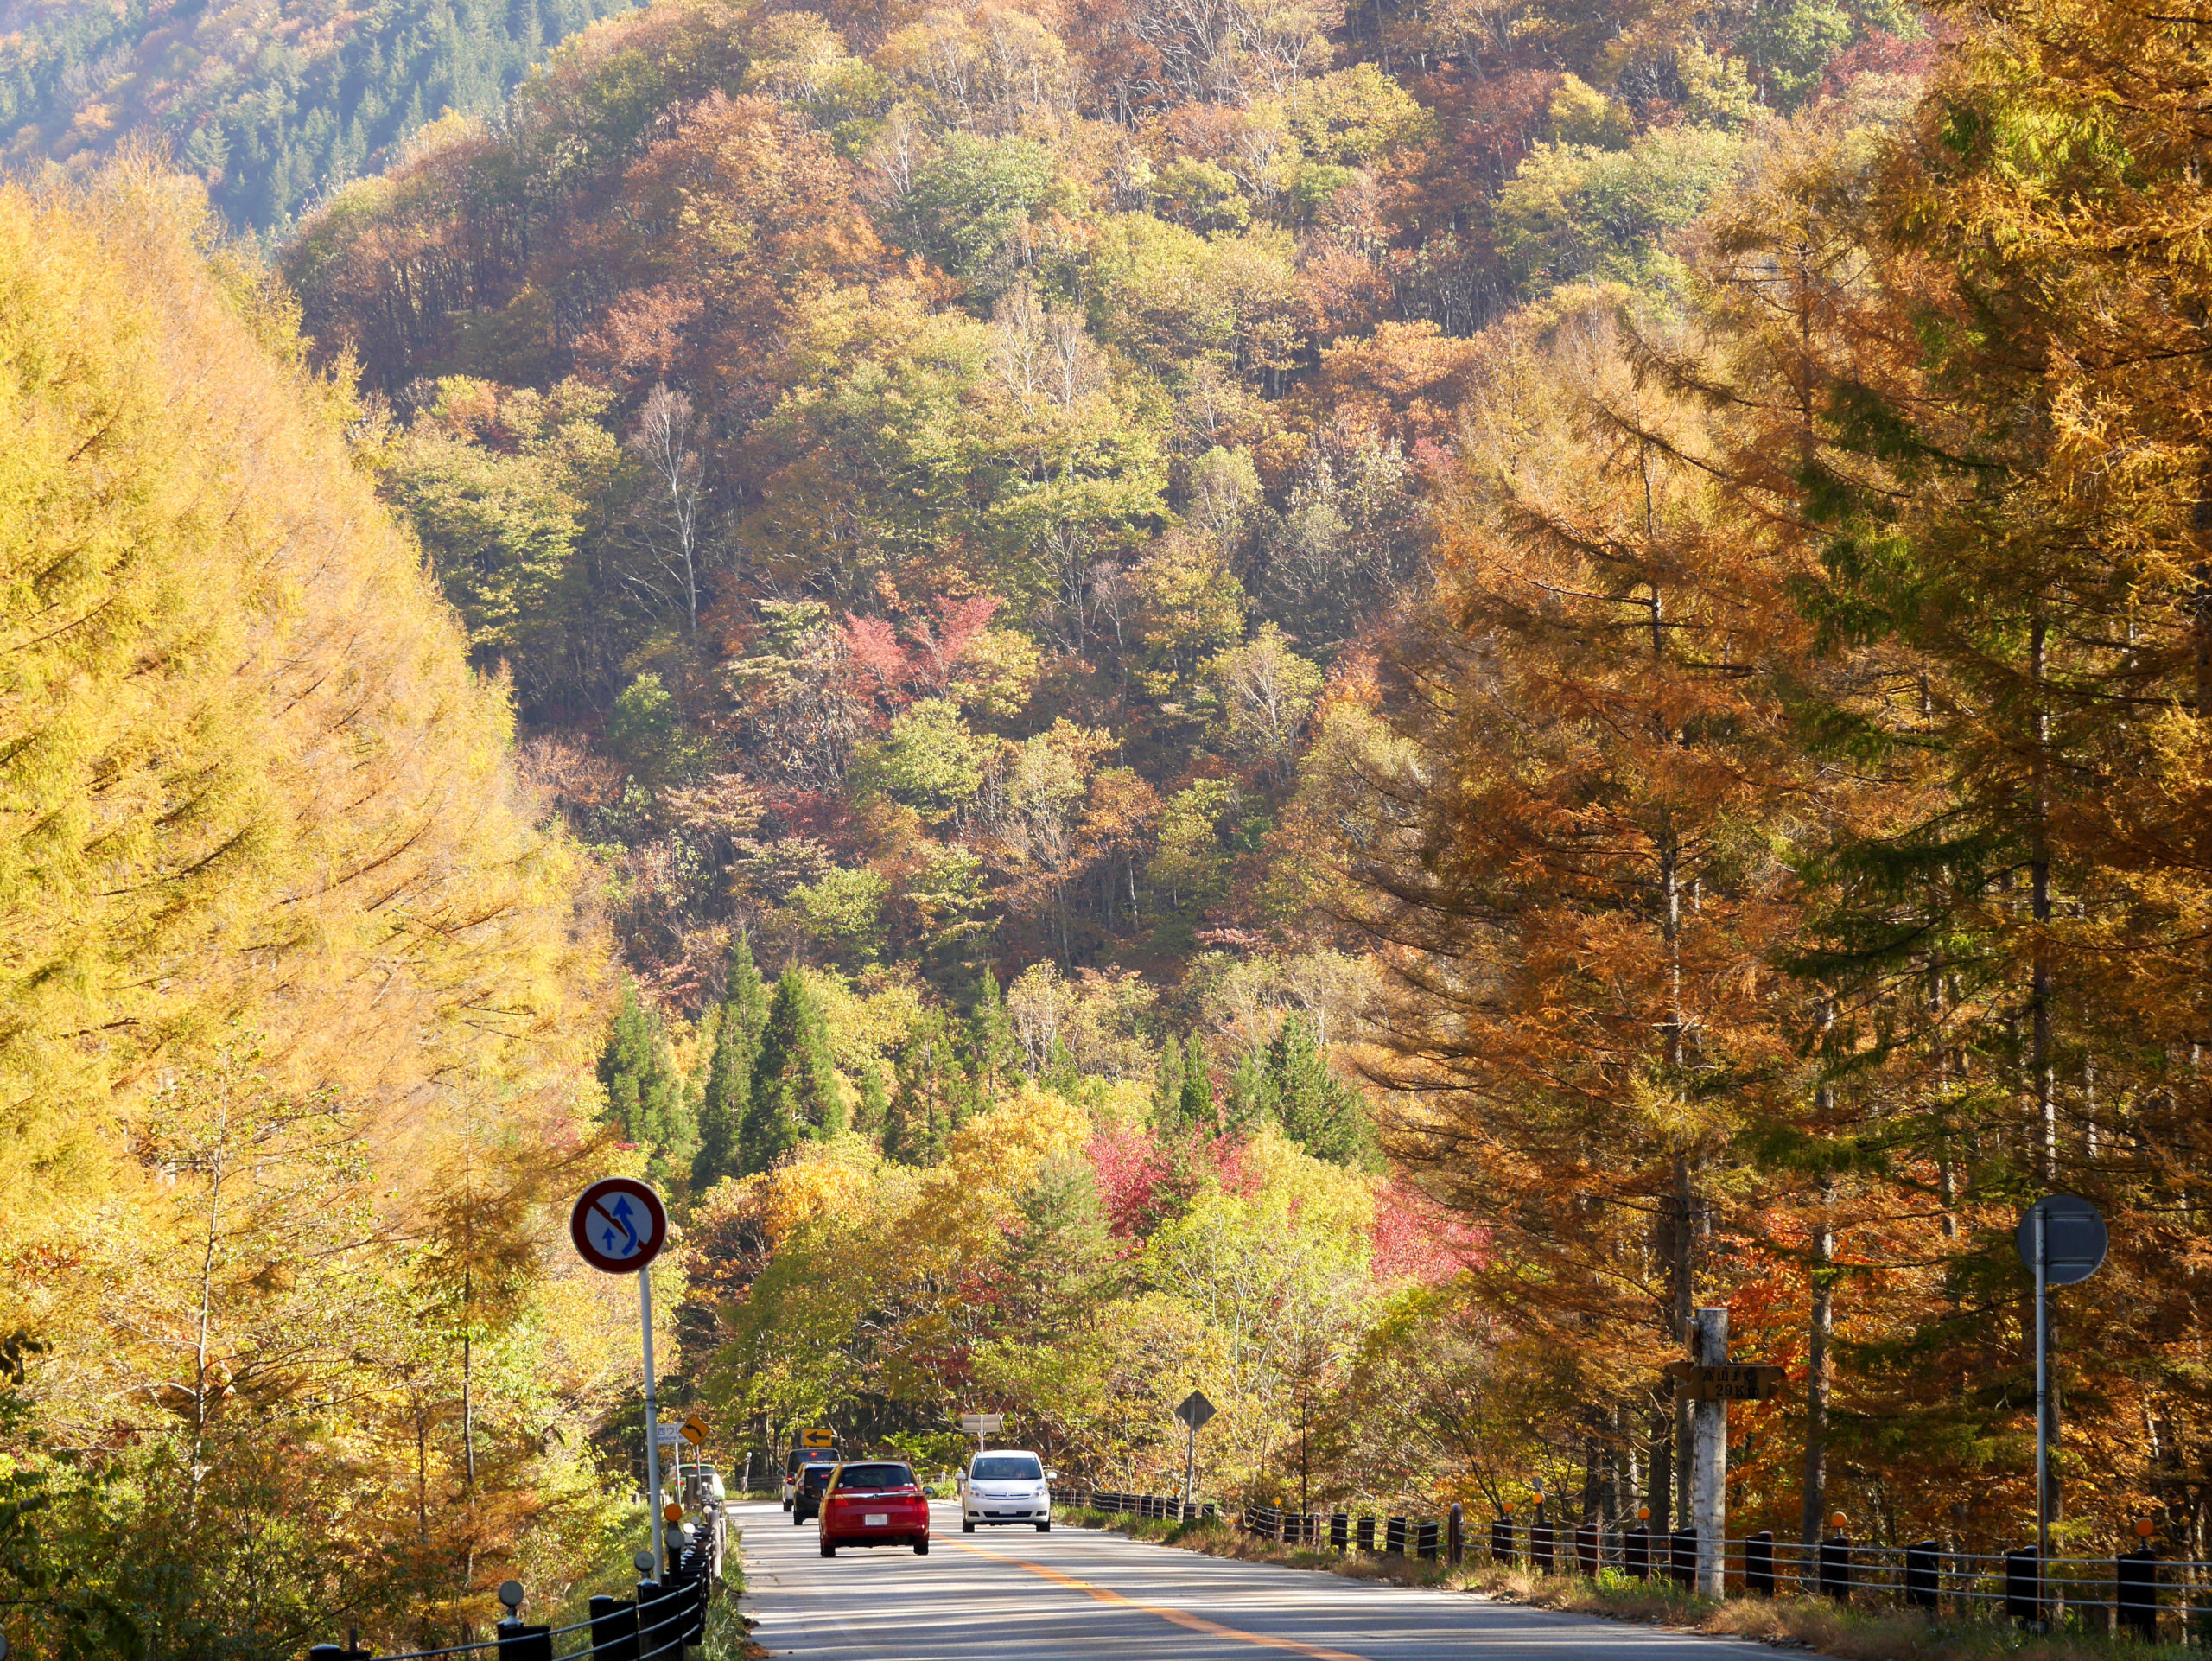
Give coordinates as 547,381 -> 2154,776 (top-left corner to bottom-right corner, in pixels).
790,1461 -> 838,1524
783,1445 -> 840,1510
819,1461 -> 931,1557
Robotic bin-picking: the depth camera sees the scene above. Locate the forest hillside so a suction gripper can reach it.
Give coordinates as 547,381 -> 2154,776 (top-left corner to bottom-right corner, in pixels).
6,0 -> 2212,1639
1,0 -> 639,229
270,0 -> 2212,1583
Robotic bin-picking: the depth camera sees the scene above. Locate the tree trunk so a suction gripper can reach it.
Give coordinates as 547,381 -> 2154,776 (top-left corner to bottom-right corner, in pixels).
1800,1210 -> 1833,1544
2030,612 -> 2056,1184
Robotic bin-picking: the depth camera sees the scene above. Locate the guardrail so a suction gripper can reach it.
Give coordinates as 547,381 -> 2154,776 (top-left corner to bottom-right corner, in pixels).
1231,1505 -> 2212,1641
304,1521 -> 725,1660
1060,1489 -> 1218,1524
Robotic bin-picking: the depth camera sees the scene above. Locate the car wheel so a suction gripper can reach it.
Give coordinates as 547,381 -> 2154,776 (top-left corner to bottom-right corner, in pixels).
782,1499 -> 792,1511
1037,1522 -> 1052,1533
821,1540 -> 836,1558
915,1537 -> 930,1556
962,1518 -> 975,1533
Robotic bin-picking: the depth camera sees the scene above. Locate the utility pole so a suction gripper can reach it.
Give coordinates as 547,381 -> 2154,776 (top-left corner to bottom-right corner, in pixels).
1183,1417 -> 1199,1512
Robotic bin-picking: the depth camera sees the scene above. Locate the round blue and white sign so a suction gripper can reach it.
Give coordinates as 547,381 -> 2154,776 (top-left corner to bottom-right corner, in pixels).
571,1177 -> 668,1273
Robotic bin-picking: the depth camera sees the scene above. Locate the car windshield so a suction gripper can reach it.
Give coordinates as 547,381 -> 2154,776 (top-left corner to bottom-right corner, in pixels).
834,1463 -> 914,1492
971,1454 -> 1043,1481
800,1465 -> 836,1492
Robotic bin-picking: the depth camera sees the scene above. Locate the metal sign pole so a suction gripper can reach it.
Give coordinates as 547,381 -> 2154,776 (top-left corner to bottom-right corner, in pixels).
641,1266 -> 667,1579
1183,1420 -> 1198,1512
2034,1204 -> 2048,1627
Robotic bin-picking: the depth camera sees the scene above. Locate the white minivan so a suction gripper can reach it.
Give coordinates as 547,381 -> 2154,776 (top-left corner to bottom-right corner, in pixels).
960,1449 -> 1052,1532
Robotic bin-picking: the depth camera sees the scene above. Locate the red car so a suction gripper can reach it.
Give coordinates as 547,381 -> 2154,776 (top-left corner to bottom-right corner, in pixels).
818,1461 -> 931,1557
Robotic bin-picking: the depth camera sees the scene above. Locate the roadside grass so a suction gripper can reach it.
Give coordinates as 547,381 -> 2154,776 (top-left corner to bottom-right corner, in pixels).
1059,1510 -> 2200,1661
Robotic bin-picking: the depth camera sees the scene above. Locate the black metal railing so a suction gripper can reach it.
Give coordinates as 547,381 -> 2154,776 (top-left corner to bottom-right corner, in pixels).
1225,1505 -> 2212,1641
306,1530 -> 723,1660
1060,1488 -> 1217,1524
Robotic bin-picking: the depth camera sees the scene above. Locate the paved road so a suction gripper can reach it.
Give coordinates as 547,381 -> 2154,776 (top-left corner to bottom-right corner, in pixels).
734,1499 -> 1768,1660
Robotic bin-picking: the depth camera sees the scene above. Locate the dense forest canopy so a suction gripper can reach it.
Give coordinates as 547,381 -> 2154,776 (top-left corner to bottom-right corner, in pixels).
0,0 -> 639,229
7,0 -> 2212,1641
269,0 -> 2212,1571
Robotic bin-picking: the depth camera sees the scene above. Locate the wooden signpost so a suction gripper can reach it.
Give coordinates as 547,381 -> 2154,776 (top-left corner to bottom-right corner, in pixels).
1661,1321 -> 1789,1595
1662,1360 -> 1788,1403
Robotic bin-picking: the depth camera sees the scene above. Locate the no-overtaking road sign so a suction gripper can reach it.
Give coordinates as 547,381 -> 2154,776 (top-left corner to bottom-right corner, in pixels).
570,1177 -> 669,1274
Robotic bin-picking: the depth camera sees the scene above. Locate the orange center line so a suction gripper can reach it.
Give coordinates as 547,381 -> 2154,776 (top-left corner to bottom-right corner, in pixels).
935,1533 -> 1373,1661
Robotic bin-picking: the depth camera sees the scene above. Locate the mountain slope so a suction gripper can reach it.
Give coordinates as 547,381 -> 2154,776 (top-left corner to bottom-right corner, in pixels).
0,0 -> 638,229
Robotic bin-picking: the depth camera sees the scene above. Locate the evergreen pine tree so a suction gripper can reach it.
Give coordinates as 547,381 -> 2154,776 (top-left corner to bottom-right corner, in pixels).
1223,1048 -> 1267,1136
1002,1155 -> 1115,1334
1262,1015 -> 1373,1167
740,970 -> 844,1174
852,1060 -> 888,1137
597,981 -> 698,1185
692,932 -> 770,1191
965,968 -> 1020,1096
1149,1035 -> 1185,1129
1176,1034 -> 1216,1134
1151,1034 -> 1217,1135
885,1010 -> 954,1166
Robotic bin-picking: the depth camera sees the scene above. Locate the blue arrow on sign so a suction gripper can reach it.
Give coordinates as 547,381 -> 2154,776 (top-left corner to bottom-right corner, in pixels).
592,1197 -> 643,1257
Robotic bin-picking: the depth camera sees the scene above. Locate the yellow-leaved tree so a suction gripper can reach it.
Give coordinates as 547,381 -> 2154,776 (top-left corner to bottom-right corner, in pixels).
0,162 -> 631,1660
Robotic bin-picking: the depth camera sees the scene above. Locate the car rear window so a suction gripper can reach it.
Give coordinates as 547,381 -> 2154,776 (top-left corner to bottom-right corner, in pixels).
971,1454 -> 1043,1480
788,1448 -> 839,1474
834,1463 -> 914,1492
800,1465 -> 836,1492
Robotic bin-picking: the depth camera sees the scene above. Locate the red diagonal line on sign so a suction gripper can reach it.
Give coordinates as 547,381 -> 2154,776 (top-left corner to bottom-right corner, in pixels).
587,1200 -> 638,1256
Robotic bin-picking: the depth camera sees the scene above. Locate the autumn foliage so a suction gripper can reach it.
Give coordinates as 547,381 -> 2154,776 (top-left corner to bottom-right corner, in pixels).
19,0 -> 2212,1639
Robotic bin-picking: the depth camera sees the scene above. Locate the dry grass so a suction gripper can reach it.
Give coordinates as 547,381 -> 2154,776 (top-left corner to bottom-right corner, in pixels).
1060,1511 -> 2201,1661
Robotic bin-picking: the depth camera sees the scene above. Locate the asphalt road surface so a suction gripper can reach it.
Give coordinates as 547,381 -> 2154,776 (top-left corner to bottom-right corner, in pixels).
734,1499 -> 1770,1660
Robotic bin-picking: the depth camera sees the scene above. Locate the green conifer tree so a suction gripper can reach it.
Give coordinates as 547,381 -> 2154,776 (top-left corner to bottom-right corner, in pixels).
597,982 -> 698,1185
1262,1014 -> 1373,1166
1223,1048 -> 1267,1136
1176,1034 -> 1216,1134
852,1060 -> 888,1137
965,968 -> 1020,1097
693,932 -> 771,1191
739,969 -> 846,1174
885,1010 -> 955,1166
1150,1034 -> 1186,1130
